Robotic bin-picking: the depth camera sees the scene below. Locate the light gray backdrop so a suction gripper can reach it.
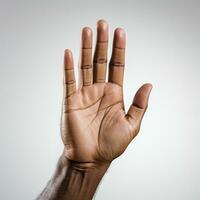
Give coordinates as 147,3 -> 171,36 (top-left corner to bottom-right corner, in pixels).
0,0 -> 200,199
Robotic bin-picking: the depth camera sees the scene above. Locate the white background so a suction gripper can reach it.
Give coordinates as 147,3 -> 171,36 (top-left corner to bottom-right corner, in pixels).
0,0 -> 200,199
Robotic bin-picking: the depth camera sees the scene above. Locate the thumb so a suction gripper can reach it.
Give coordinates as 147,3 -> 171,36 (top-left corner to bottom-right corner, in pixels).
126,83 -> 152,130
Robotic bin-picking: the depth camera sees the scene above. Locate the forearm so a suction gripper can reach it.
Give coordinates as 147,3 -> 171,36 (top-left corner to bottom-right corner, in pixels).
37,154 -> 110,200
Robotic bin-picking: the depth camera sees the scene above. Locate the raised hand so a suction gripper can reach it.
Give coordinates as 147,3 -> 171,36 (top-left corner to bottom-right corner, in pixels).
37,19 -> 153,200
61,20 -> 152,164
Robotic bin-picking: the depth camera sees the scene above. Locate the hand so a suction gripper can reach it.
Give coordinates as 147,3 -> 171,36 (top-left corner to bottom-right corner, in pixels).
61,20 -> 152,164
37,20 -> 153,200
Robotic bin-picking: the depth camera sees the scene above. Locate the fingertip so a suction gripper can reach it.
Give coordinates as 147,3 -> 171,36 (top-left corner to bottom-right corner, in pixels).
133,83 -> 153,109
82,27 -> 93,48
138,83 -> 153,99
64,48 -> 72,55
82,26 -> 93,38
114,28 -> 126,48
142,83 -> 153,93
64,49 -> 73,69
97,19 -> 108,42
97,19 -> 108,30
97,19 -> 107,23
115,27 -> 126,36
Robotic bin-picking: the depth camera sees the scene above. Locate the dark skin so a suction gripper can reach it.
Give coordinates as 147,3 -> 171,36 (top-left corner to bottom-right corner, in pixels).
37,20 -> 152,200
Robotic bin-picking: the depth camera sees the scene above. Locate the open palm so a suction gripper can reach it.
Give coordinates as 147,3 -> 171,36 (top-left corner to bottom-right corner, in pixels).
61,20 -> 152,164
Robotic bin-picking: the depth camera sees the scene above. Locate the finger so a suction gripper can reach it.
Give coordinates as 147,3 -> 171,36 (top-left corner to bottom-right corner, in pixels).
79,27 -> 93,87
108,28 -> 126,86
126,84 -> 152,130
63,49 -> 76,97
93,20 -> 108,83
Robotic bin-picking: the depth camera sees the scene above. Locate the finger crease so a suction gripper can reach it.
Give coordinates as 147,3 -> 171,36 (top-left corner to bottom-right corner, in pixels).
64,68 -> 74,71
113,47 -> 125,50
81,65 -> 92,69
64,80 -> 75,84
97,41 -> 108,43
82,47 -> 92,49
110,64 -> 125,67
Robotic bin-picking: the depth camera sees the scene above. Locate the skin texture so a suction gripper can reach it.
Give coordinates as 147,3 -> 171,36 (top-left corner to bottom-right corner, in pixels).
37,20 -> 152,200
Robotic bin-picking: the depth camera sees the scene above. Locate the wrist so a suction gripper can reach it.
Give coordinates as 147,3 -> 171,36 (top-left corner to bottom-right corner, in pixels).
60,152 -> 111,173
60,147 -> 111,170
38,152 -> 111,200
58,153 -> 111,200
